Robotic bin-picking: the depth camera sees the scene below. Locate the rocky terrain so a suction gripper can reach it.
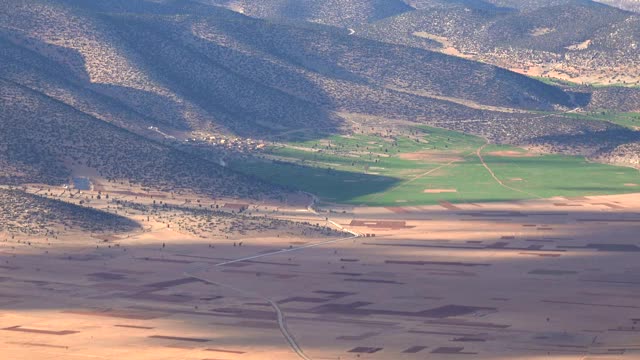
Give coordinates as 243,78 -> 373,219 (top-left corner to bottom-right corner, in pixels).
203,0 -> 414,28
587,87 -> 640,112
0,0 -> 638,198
0,77 -> 285,199
0,188 -> 139,236
594,141 -> 640,167
596,0 -> 640,12
359,1 -> 640,86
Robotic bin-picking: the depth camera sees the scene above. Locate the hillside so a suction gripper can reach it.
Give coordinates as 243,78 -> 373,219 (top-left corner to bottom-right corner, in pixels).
0,74 -> 287,199
587,87 -> 640,112
198,0 -> 414,27
596,0 -> 640,12
477,0 -> 589,10
0,188 -> 139,236
359,1 -> 640,86
0,0 -> 581,126
0,0 -> 638,183
2,3 -> 640,359
416,0 -> 640,12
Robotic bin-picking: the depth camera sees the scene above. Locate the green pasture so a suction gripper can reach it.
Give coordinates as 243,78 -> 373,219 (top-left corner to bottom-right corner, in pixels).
564,111 -> 640,129
231,126 -> 639,206
531,76 -> 640,89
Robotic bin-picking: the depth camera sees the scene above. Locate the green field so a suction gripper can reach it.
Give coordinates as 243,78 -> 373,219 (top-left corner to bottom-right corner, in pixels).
231,127 -> 639,206
564,111 -> 640,130
531,76 -> 582,88
531,76 -> 640,89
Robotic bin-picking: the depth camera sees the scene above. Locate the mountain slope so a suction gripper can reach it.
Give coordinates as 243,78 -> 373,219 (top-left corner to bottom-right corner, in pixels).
0,0 -> 637,182
199,0 -> 414,27
0,76 -> 280,198
592,0 -> 640,12
361,0 -> 640,86
0,0 -> 578,122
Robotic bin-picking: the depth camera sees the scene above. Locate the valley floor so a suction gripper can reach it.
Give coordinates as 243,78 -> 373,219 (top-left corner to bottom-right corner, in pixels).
2,184 -> 640,360
233,125 -> 640,206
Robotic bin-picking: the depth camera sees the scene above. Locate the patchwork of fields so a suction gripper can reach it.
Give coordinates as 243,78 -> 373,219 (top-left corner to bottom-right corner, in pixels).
232,126 -> 639,206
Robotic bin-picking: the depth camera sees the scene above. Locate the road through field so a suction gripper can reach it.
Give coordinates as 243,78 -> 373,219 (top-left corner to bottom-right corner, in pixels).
187,272 -> 313,360
185,233 -> 358,360
367,153 -> 469,202
474,108 -> 580,200
476,141 -> 542,199
185,200 -> 360,360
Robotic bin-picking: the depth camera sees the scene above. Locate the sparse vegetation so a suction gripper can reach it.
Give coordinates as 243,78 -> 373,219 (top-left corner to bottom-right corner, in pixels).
356,0 -> 640,87
0,188 -> 139,236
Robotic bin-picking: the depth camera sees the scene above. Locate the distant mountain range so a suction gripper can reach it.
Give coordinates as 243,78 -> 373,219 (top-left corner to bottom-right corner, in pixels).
358,1 -> 640,86
200,1 -> 640,86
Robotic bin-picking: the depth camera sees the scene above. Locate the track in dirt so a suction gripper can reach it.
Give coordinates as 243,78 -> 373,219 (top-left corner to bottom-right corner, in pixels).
184,202 -> 360,360
476,142 -> 542,199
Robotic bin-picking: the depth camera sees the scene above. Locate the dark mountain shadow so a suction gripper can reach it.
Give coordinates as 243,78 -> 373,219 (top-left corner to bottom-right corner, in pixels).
369,0 -> 416,22
228,157 -> 401,203
568,90 -> 592,108
0,28 -> 407,202
1,17 -> 341,140
0,188 -> 140,235
202,10 -> 371,84
0,33 -> 195,132
529,127 -> 640,152
277,0 -> 314,20
102,13 -> 342,139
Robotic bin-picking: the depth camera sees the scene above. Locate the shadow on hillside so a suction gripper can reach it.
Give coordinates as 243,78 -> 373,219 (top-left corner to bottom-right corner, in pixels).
101,13 -> 343,140
3,22 -> 342,141
530,127 -> 640,151
0,189 -> 141,235
229,156 -> 401,202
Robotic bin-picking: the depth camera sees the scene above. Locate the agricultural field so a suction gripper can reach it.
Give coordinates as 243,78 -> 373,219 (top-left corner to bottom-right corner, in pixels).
531,76 -> 582,88
531,76 -> 640,89
232,126 -> 639,206
566,111 -> 640,130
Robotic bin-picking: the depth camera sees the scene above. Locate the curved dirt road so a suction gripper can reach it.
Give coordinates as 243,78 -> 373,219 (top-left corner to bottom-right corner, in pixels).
476,142 -> 542,199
